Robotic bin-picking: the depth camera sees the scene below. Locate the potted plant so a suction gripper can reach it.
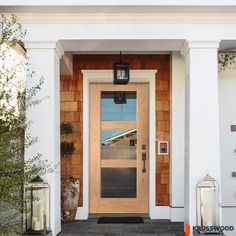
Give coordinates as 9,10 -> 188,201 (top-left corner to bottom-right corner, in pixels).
61,177 -> 80,223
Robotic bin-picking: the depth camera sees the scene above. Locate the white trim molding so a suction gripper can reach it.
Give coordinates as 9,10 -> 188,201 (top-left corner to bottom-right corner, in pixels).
180,40 -> 220,58
76,69 -> 157,219
2,0 -> 236,6
5,12 -> 236,25
25,41 -> 64,58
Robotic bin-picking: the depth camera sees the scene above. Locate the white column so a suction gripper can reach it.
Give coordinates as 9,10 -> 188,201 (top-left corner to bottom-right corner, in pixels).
181,41 -> 222,234
25,42 -> 63,236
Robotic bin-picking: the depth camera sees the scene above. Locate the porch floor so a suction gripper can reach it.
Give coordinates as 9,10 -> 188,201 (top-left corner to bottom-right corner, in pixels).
59,219 -> 184,236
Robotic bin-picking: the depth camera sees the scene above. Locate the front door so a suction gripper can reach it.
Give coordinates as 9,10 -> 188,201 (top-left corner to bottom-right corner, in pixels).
89,83 -> 149,213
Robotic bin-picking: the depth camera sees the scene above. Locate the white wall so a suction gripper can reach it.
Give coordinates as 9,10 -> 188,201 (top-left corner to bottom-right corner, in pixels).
219,69 -> 236,235
170,52 -> 185,221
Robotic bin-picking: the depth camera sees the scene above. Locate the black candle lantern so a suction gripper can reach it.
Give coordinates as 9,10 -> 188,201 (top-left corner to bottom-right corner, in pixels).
113,52 -> 130,84
24,176 -> 51,235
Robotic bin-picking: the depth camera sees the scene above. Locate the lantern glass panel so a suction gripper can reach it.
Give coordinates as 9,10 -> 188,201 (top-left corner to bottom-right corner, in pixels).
117,69 -> 127,80
196,174 -> 219,230
199,188 -> 219,226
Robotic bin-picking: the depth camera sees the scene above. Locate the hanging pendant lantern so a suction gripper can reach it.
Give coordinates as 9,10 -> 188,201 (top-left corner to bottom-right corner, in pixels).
113,52 -> 130,85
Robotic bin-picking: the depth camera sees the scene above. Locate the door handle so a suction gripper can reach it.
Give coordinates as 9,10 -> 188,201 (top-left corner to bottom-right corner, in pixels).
142,153 -> 146,173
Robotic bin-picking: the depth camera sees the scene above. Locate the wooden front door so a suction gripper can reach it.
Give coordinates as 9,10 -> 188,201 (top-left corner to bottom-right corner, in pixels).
89,83 -> 149,213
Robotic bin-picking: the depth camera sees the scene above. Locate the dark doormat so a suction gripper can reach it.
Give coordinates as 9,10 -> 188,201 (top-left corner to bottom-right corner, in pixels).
97,216 -> 144,224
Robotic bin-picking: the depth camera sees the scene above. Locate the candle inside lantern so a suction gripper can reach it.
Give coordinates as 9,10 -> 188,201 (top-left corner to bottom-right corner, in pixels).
37,202 -> 44,230
34,220 -> 41,231
32,216 -> 38,230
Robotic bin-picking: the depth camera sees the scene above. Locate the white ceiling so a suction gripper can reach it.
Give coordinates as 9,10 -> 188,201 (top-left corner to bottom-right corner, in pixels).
59,39 -> 184,53
59,39 -> 236,53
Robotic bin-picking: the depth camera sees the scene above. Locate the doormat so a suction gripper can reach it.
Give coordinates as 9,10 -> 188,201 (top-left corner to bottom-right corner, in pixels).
97,216 -> 144,224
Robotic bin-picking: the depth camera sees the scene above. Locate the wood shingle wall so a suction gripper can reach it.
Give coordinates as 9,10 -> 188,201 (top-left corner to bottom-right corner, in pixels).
60,76 -> 83,206
60,54 -> 170,206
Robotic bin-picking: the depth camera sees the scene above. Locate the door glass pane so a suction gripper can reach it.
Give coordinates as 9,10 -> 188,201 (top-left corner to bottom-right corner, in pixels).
101,168 -> 136,198
101,91 -> 136,121
101,129 -> 137,160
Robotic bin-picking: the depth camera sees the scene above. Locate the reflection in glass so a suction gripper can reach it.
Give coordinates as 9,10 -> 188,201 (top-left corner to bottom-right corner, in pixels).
101,91 -> 136,121
101,168 -> 136,198
101,129 -> 137,160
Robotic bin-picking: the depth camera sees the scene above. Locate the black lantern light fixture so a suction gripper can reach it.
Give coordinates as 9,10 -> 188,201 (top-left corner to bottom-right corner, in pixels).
113,51 -> 130,84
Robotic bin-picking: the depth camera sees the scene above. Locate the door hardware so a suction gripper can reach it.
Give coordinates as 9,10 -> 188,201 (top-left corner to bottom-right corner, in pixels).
142,152 -> 146,173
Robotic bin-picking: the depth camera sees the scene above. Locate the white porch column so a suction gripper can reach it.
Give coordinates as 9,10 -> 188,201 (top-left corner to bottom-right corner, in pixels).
181,41 -> 222,234
25,42 -> 63,236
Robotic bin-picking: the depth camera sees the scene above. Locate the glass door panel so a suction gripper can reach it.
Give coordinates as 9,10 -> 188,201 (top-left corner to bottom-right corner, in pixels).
101,129 -> 137,160
101,168 -> 137,198
101,91 -> 136,121
100,91 -> 137,199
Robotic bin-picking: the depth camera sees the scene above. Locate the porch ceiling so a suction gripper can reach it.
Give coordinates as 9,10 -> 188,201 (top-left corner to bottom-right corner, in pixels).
59,39 -> 184,53
59,39 -> 236,54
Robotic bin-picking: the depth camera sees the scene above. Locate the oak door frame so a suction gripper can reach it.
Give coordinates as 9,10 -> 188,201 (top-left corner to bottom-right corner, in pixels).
78,70 -> 157,219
